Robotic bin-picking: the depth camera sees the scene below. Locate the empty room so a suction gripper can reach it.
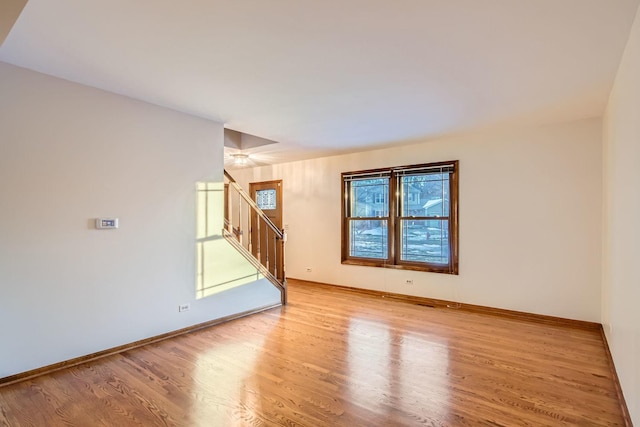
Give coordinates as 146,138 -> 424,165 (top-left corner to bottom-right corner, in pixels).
1,1 -> 639,426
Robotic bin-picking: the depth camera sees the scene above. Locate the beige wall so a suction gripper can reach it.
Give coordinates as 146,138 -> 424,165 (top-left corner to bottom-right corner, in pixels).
603,4 -> 640,423
233,118 -> 603,322
0,62 -> 279,378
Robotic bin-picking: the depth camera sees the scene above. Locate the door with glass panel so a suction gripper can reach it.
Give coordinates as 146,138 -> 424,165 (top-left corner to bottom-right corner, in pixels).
249,180 -> 284,281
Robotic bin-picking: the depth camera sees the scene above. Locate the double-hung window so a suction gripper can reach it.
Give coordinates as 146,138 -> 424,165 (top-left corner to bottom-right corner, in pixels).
342,161 -> 458,274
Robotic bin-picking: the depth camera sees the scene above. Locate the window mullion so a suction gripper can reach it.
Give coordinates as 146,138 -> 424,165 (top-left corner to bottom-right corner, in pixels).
395,172 -> 401,264
390,172 -> 399,265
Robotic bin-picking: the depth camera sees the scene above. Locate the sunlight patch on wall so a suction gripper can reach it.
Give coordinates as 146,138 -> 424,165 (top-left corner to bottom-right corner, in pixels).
196,182 -> 263,299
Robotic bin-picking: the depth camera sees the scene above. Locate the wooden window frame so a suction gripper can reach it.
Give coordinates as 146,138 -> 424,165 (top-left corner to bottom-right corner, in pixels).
341,160 -> 459,275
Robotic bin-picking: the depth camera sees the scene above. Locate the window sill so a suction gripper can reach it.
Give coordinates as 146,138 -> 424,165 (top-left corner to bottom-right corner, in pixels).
341,259 -> 458,275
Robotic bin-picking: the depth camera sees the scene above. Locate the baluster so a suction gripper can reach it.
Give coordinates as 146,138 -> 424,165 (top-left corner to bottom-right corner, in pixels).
274,232 -> 278,279
265,225 -> 270,272
238,191 -> 243,246
257,214 -> 261,265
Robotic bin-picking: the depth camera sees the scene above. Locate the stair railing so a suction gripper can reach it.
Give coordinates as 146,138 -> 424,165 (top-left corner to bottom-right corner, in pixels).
223,170 -> 287,304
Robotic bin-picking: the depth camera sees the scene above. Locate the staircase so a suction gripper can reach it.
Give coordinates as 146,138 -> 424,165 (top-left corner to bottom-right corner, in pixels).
223,170 -> 287,304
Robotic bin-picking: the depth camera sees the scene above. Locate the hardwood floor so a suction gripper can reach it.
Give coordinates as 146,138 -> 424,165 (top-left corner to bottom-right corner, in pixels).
0,280 -> 626,426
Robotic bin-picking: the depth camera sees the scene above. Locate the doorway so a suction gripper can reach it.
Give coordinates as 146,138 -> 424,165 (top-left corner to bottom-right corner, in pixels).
249,180 -> 284,281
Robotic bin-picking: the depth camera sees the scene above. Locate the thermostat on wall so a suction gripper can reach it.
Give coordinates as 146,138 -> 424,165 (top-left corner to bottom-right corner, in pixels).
96,218 -> 119,229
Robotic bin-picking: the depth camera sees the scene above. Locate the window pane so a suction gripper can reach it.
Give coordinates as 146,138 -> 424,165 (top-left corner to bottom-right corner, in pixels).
350,178 -> 389,218
400,219 -> 449,264
401,174 -> 449,217
349,219 -> 388,259
256,189 -> 276,210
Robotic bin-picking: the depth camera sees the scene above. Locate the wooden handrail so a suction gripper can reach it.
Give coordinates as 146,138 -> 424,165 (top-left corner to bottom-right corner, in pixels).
224,170 -> 283,239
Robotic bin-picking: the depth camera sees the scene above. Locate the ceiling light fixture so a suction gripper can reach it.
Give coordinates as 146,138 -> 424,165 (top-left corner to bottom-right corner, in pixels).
231,153 -> 249,166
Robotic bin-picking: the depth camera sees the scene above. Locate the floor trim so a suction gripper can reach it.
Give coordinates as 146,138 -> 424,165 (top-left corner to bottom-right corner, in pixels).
599,326 -> 633,427
288,278 -> 601,330
0,302 -> 282,388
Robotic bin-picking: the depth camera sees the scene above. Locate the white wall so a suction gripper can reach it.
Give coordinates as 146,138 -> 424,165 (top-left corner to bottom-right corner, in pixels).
233,118 -> 603,322
0,62 -> 280,378
603,4 -> 640,423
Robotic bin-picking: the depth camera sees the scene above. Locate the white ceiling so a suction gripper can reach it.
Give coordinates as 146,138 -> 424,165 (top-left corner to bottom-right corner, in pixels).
1,0 -> 638,164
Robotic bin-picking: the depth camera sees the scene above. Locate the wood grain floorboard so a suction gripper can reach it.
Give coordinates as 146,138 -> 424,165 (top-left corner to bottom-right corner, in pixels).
0,280 -> 626,426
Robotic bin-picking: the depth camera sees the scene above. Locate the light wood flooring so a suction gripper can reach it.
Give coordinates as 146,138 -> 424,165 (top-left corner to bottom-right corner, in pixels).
0,280 -> 626,426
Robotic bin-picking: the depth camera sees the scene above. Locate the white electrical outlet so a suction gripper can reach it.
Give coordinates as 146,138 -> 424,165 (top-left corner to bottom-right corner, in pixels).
405,279 -> 414,285
178,303 -> 190,312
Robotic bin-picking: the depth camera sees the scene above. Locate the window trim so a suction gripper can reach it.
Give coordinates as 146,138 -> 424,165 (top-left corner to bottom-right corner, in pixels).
341,160 -> 459,275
